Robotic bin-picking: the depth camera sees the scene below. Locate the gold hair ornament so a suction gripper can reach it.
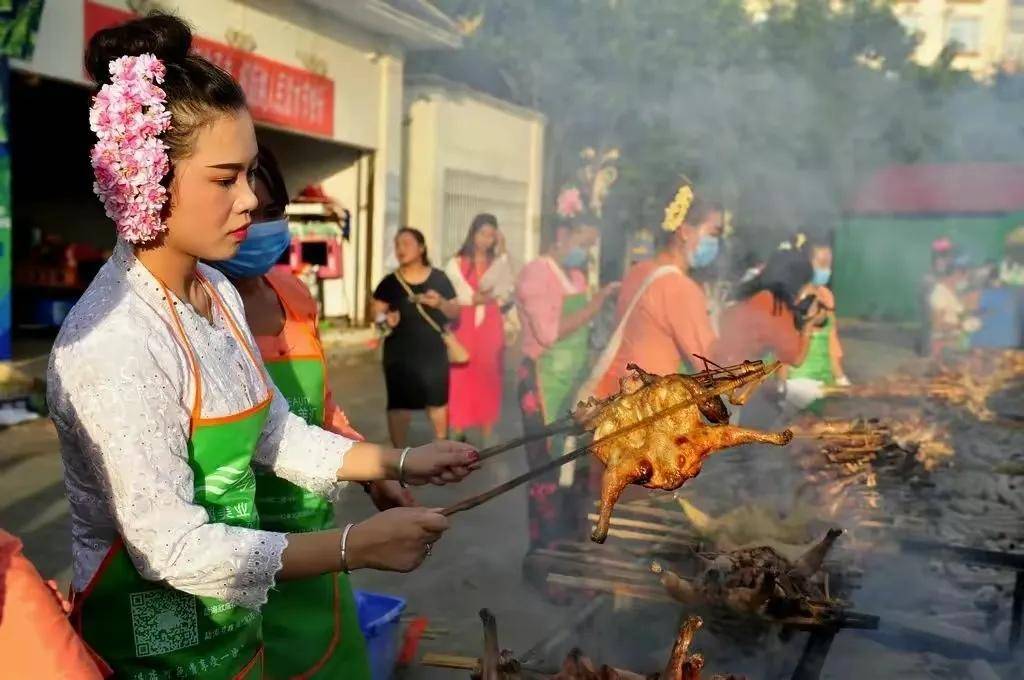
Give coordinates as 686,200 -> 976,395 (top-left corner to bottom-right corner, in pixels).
662,184 -> 694,232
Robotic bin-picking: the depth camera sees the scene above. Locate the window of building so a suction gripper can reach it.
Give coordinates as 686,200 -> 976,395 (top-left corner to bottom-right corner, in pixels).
947,16 -> 982,54
442,169 -> 529,265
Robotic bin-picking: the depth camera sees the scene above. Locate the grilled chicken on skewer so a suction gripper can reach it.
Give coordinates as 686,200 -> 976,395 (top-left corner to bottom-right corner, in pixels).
575,361 -> 793,543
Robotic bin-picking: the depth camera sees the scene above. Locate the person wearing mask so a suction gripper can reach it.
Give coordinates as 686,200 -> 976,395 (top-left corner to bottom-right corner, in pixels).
207,145 -> 412,679
785,236 -> 850,388
515,195 -> 619,583
444,213 -> 514,445
579,183 -> 721,400
373,228 -> 460,447
49,15 -> 476,678
712,240 -> 825,369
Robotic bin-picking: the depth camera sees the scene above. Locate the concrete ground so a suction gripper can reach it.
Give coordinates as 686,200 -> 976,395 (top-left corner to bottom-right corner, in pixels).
4,325 -> 1020,678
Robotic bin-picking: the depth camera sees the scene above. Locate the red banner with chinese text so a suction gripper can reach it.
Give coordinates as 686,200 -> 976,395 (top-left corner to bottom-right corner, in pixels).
84,1 -> 334,138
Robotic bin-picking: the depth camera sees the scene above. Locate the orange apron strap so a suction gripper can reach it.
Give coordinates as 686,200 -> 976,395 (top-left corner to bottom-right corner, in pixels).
199,273 -> 271,397
234,645 -> 264,679
154,278 -> 204,425
261,272 -> 330,404
262,272 -> 306,325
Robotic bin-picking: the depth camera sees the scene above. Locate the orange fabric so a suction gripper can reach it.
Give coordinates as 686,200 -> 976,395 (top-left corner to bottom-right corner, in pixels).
0,531 -> 108,679
597,255 -> 716,398
713,291 -> 802,366
614,259 -> 657,320
259,270 -> 363,441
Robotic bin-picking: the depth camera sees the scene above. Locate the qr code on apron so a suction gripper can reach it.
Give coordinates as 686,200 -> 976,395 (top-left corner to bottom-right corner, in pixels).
130,589 -> 199,657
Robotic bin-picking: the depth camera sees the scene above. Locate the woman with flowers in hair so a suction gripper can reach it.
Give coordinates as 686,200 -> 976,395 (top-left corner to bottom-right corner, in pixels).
48,13 -> 477,678
514,187 -> 618,593
578,183 -> 722,402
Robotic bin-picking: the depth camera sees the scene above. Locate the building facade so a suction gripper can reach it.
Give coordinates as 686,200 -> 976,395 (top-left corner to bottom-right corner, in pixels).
893,0 -> 1024,79
402,75 -> 545,270
3,0 -> 461,347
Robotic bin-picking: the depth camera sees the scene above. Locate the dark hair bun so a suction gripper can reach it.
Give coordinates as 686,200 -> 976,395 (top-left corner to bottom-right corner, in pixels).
85,12 -> 192,85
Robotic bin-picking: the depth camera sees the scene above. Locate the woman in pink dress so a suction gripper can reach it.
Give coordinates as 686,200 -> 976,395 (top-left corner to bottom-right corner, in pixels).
445,214 -> 514,443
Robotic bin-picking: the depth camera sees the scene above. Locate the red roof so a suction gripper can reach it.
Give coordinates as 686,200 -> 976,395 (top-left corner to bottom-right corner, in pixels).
849,163 -> 1024,215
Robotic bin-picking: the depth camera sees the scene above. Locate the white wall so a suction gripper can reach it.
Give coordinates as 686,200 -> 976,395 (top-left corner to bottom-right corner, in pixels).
403,80 -> 545,269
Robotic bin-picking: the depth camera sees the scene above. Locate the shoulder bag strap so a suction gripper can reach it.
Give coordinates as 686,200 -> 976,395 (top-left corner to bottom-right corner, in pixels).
396,271 -> 445,335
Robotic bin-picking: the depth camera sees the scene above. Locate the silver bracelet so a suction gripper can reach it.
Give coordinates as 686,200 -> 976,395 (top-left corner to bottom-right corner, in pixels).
340,522 -> 356,573
398,446 -> 412,488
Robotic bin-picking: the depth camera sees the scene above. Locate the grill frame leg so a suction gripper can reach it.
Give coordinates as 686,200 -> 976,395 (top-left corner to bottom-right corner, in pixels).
791,628 -> 837,680
1011,571 -> 1024,650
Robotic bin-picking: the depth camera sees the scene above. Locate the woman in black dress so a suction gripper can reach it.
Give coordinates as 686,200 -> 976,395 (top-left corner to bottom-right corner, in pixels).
373,228 -> 460,446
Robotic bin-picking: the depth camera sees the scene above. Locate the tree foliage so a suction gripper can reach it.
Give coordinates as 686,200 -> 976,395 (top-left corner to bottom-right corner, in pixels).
418,0 -> 1024,259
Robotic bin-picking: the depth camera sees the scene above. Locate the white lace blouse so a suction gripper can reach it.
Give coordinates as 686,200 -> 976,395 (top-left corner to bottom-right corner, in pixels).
48,241 -> 354,609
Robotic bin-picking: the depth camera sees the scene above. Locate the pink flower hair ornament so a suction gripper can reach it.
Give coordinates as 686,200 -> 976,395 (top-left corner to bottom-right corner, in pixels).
556,186 -> 584,219
89,54 -> 172,244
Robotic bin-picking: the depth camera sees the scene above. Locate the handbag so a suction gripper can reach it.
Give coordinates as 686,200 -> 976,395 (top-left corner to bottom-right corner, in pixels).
395,272 -> 471,364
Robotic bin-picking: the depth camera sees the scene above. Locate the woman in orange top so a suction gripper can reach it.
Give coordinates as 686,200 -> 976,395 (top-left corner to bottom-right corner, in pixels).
713,245 -> 825,368
580,186 -> 721,400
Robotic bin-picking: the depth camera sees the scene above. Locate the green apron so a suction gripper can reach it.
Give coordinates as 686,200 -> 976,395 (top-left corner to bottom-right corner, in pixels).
73,279 -> 269,680
538,292 -> 591,454
788,319 -> 835,385
255,280 -> 371,680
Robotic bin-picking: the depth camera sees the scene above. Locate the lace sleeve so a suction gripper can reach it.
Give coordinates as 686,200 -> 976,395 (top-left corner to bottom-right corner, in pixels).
48,325 -> 287,610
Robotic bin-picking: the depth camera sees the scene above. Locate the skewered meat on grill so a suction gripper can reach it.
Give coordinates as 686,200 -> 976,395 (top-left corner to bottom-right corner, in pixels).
651,529 -> 845,620
663,617 -> 745,680
575,362 -> 793,543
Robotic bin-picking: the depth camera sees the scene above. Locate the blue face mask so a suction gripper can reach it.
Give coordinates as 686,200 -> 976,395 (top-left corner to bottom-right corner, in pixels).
209,218 -> 291,279
561,246 -> 589,269
689,235 -> 719,269
812,267 -> 832,286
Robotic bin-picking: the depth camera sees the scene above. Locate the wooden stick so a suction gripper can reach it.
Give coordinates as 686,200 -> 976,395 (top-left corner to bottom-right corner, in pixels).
551,565 -> 657,584
421,653 -> 478,670
442,370 -> 782,517
585,513 -> 695,540
531,548 -> 649,571
596,526 -> 699,548
546,573 -> 670,603
601,501 -> 689,523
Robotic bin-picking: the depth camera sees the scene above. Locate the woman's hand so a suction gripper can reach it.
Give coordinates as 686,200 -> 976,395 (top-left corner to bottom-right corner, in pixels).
346,507 -> 448,572
401,440 -> 479,486
386,310 -> 401,328
368,480 -> 416,511
418,290 -> 444,308
472,289 -> 494,305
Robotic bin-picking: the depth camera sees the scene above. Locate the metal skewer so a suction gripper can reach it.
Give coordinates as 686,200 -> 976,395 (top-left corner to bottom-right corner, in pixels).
442,365 -> 784,517
476,417 -> 577,462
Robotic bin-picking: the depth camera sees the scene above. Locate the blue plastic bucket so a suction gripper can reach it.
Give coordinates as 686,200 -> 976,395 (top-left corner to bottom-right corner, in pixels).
355,590 -> 408,680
